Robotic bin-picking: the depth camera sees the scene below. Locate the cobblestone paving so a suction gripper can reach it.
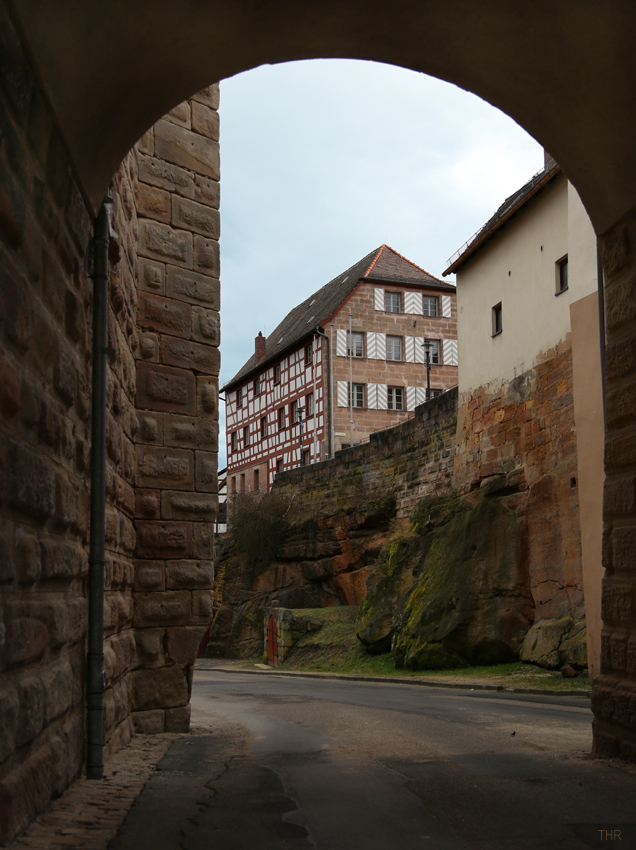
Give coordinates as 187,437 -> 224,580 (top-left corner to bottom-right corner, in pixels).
7,735 -> 176,850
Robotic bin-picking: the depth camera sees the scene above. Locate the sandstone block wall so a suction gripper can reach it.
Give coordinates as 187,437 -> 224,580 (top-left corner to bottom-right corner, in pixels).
273,388 -> 457,518
0,6 -> 130,841
129,90 -> 220,736
0,6 -> 220,837
453,343 -> 583,629
594,212 -> 636,761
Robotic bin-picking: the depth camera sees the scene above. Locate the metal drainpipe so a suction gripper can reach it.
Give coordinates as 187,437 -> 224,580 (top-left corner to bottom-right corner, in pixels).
596,240 -> 606,420
87,197 -> 112,780
314,327 -> 332,458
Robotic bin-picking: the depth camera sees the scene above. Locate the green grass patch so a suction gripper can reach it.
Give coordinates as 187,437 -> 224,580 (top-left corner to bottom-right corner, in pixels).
267,607 -> 589,692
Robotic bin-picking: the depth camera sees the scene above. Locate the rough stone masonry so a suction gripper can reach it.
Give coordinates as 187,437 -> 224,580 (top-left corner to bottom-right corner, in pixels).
0,5 -> 219,841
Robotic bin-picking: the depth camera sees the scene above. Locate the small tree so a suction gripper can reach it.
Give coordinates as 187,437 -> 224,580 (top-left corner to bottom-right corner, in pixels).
228,491 -> 293,563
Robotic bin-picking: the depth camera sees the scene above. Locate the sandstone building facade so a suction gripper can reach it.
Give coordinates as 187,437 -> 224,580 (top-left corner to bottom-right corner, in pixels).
224,245 -> 457,492
444,157 -> 603,676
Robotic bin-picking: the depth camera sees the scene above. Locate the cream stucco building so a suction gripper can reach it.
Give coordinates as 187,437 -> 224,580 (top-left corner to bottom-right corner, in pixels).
444,158 -> 605,678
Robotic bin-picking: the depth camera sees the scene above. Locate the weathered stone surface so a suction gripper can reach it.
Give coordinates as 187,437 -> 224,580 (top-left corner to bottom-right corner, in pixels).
130,667 -> 189,711
164,413 -> 217,450
136,445 -> 194,490
136,411 -> 163,444
165,627 -> 204,665
386,498 -> 533,669
132,709 -> 165,734
135,488 -> 161,519
191,101 -> 219,141
193,174 -> 219,209
172,196 -> 220,238
165,559 -> 213,590
137,361 -> 196,415
192,590 -> 213,623
135,521 -> 193,560
165,703 -> 191,732
16,674 -> 46,746
138,258 -> 165,294
138,219 -> 193,268
133,591 -> 191,628
161,335 -> 220,374
192,305 -> 220,345
40,538 -> 87,581
161,490 -> 217,520
197,376 -> 218,417
132,628 -> 165,669
7,441 -> 55,520
41,659 -> 74,724
520,617 -> 574,668
193,235 -> 220,276
134,559 -> 165,591
0,683 -> 19,763
136,182 -> 171,222
4,606 -> 48,665
191,84 -> 220,111
0,745 -> 52,845
166,264 -> 219,307
0,351 -> 21,419
137,291 -> 192,338
195,450 -> 218,493
154,119 -> 220,180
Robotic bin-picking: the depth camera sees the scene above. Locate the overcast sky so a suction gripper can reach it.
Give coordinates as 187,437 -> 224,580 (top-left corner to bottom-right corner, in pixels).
217,59 -> 543,466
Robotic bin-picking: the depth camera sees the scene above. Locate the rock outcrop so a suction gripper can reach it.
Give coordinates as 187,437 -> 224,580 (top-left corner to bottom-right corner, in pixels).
357,476 -> 586,670
207,495 -> 395,658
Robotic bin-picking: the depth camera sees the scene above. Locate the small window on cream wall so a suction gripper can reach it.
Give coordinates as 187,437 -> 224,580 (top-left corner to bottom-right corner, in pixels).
556,255 -> 569,295
492,302 -> 503,336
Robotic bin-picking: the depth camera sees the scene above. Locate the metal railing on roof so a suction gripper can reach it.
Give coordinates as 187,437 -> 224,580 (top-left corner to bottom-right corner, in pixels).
445,160 -> 557,269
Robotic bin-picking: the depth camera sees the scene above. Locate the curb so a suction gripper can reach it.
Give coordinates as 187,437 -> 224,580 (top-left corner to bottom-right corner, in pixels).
196,662 -> 591,701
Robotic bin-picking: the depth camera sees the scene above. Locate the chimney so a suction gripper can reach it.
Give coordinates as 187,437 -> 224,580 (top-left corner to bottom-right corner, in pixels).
255,331 -> 266,364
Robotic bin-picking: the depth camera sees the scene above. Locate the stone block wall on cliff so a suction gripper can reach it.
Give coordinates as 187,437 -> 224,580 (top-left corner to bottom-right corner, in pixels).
273,388 -> 457,518
453,346 -> 584,646
130,89 -> 220,736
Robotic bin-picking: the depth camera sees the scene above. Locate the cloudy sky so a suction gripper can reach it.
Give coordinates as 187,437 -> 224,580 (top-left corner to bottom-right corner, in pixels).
217,59 -> 543,465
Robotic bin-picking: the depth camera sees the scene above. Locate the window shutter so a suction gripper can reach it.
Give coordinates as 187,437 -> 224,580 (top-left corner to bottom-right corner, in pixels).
406,386 -> 417,411
336,328 -> 347,357
405,336 -> 415,362
337,381 -> 349,407
413,337 -> 425,364
404,291 -> 421,315
367,384 -> 378,409
442,295 -> 452,318
443,339 -> 458,366
374,288 -> 384,311
415,386 -> 427,407
377,384 -> 388,410
367,332 -> 386,360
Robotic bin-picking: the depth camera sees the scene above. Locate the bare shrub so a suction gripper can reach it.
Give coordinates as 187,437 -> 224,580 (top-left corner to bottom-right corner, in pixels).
228,491 -> 294,563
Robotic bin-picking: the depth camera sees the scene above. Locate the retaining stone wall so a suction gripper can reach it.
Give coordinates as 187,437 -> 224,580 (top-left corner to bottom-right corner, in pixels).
273,388 -> 457,517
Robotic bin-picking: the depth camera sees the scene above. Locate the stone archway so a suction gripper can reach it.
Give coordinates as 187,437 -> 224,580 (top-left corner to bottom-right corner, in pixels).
2,2 -> 636,842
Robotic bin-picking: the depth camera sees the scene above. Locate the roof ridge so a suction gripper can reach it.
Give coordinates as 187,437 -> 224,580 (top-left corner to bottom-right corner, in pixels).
363,245 -> 386,277
381,244 -> 444,282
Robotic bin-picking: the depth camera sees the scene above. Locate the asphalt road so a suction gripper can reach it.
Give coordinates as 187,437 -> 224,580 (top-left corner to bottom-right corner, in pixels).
110,671 -> 636,850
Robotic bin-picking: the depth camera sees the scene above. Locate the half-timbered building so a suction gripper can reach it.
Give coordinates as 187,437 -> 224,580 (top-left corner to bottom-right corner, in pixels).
224,245 -> 457,493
